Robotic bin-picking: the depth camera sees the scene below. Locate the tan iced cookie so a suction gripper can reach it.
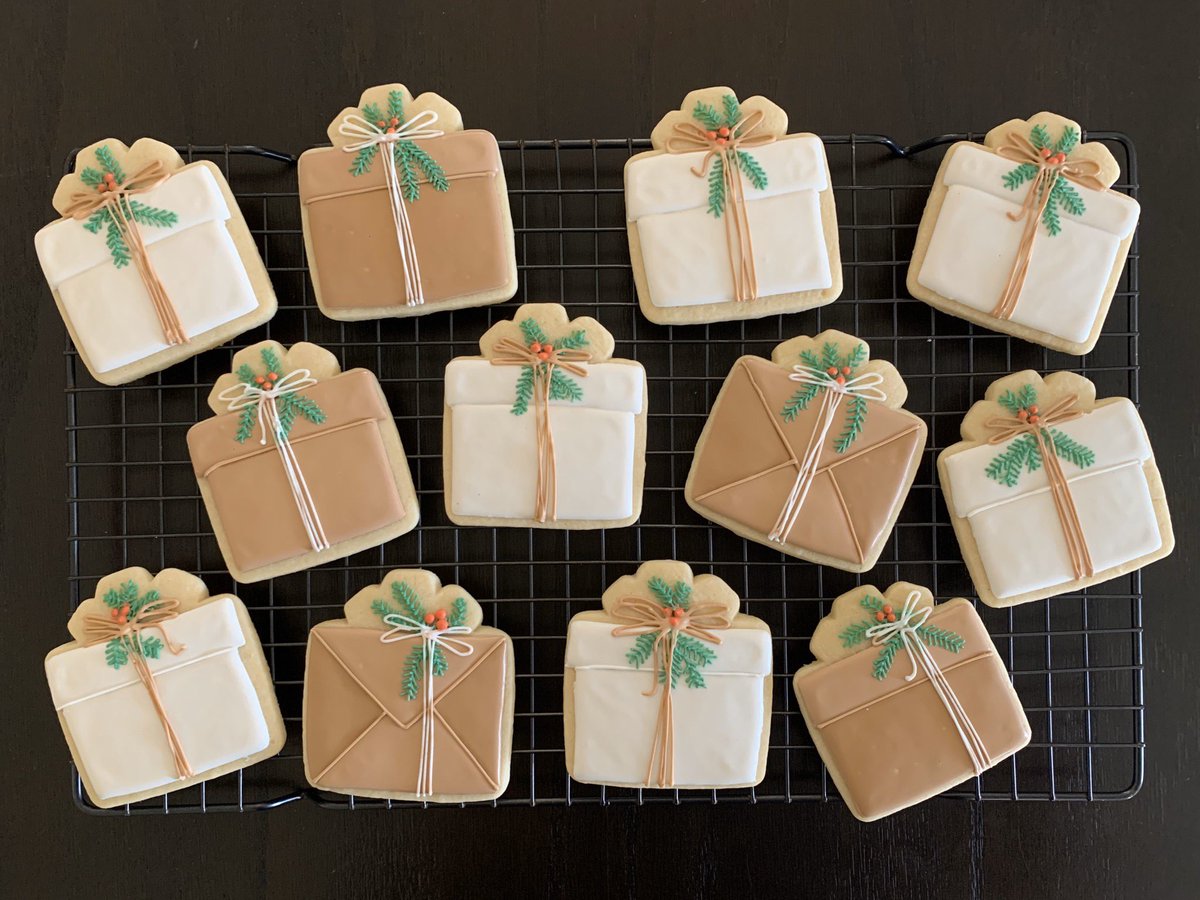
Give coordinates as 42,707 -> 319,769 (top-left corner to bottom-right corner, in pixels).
624,86 -> 841,325
299,83 -> 517,320
443,303 -> 648,529
907,112 -> 1137,355
303,569 -> 515,803
564,561 -> 772,790
34,138 -> 277,385
187,340 -> 419,583
793,582 -> 1030,822
938,370 -> 1173,607
45,567 -> 285,809
685,330 -> 926,571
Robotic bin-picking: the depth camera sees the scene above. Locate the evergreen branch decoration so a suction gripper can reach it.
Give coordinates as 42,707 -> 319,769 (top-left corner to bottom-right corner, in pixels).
1029,124 -> 1052,151
1054,179 -> 1086,217
95,145 -> 126,184
985,385 -> 1094,486
554,329 -> 589,351
404,140 -> 450,193
706,153 -> 726,217
626,632 -> 656,669
860,594 -> 886,613
781,382 -> 820,422
387,89 -> 404,122
510,366 -> 533,416
779,341 -> 873,451
519,318 -> 548,345
872,635 -> 903,680
1003,162 -> 1038,191
834,394 -> 868,454
838,620 -> 871,648
1050,428 -> 1095,470
721,93 -> 741,128
736,150 -> 768,190
235,405 -> 256,442
1002,125 -> 1090,236
835,594 -> 968,680
288,395 -> 326,427
231,348 -> 322,443
394,143 -> 423,203
844,342 -> 868,371
260,346 -> 284,374
236,363 -> 257,385
349,144 -> 378,177
648,576 -> 691,609
105,220 -> 131,268
128,200 -> 178,229
985,434 -> 1037,487
104,640 -> 128,670
799,349 -> 822,369
370,597 -> 400,620
997,385 -> 1037,415
80,167 -> 105,188
400,645 -> 424,701
916,624 -> 965,653
1042,196 -> 1062,236
431,644 -> 449,677
821,341 -> 841,370
547,368 -> 583,402
82,209 -> 107,233
391,580 -> 425,622
361,101 -> 383,124
691,100 -> 723,131
448,597 -> 469,628
140,635 -> 164,659
1055,127 -> 1080,155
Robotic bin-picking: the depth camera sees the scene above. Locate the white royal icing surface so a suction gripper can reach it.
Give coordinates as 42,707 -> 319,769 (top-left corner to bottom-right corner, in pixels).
34,166 -> 259,374
916,143 -> 1140,344
45,597 -> 271,800
565,619 -> 771,787
943,401 -> 1161,598
626,136 -> 833,308
446,359 -> 644,520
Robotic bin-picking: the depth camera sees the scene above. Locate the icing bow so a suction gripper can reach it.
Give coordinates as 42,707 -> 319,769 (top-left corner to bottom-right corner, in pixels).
864,591 -> 991,775
768,364 -> 887,543
379,612 -> 475,797
610,596 -> 731,787
217,369 -> 329,554
489,336 -> 592,522
990,129 -> 1107,321
985,392 -> 1092,580
665,108 -> 775,303
82,596 -> 193,779
61,158 -> 187,347
338,109 -> 444,307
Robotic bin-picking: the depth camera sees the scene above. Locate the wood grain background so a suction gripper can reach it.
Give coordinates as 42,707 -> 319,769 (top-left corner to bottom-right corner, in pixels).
2,1 -> 1196,897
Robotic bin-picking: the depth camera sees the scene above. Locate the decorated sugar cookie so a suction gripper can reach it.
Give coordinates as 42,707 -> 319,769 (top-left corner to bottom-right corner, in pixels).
624,86 -> 841,325
34,139 -> 277,385
564,561 -> 772,789
938,371 -> 1173,607
443,303 -> 648,528
44,567 -> 285,809
907,112 -> 1139,354
304,569 -> 514,803
685,331 -> 926,571
298,83 -> 518,320
793,582 -> 1030,822
187,341 -> 419,583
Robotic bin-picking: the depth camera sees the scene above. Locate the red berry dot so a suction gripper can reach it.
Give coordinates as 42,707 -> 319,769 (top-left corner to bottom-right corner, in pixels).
435,620 -> 449,632
1040,147 -> 1051,158
390,117 -> 400,126
423,613 -> 435,625
875,611 -> 885,622
842,366 -> 852,375
882,605 -> 893,614
376,119 -> 386,128
835,375 -> 846,385
705,130 -> 717,139
887,613 -> 897,623
718,126 -> 730,137
826,366 -> 838,376
435,609 -> 447,620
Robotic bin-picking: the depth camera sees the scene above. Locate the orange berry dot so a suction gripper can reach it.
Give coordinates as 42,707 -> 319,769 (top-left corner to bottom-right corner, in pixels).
826,366 -> 838,375
715,137 -> 727,146
103,171 -> 116,181
882,605 -> 893,614
705,130 -> 717,139
875,611 -> 885,622
530,341 -> 541,353
110,607 -> 120,619
255,375 -> 266,384
376,119 -> 386,127
672,607 -> 685,617
543,343 -> 554,353
435,609 -> 447,620
423,613 -> 435,625
842,366 -> 851,375
1029,405 -> 1038,414
435,620 -> 449,631
267,372 -> 279,381
835,375 -> 846,384
718,126 -> 730,137
1040,147 -> 1051,158
1029,415 -> 1041,425
390,117 -> 400,126
887,613 -> 897,623
1017,409 -> 1028,420
386,126 -> 397,134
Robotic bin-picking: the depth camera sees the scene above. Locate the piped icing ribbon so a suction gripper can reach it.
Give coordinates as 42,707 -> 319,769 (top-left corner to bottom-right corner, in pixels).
985,392 -> 1092,580
665,109 -> 775,303
864,592 -> 991,775
379,612 -> 475,797
489,337 -> 592,522
338,109 -> 444,307
768,365 -> 887,543
610,596 -> 731,788
217,369 -> 330,553
81,597 -> 193,780
61,159 -> 187,346
990,130 -> 1107,321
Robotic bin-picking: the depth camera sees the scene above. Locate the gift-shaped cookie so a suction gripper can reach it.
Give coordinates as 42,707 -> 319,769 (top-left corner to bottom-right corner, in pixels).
187,341 -> 419,582
443,303 -> 647,527
686,331 -> 926,571
34,139 -> 277,384
624,86 -> 841,325
793,583 -> 1030,821
907,112 -> 1139,355
564,561 -> 772,789
44,567 -> 285,809
939,371 -> 1173,607
299,83 -> 517,320
304,570 -> 514,802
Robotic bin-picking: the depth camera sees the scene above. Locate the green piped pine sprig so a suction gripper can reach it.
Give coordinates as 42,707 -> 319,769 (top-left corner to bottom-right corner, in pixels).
347,90 -> 449,202
372,580 -> 471,701
985,385 -> 1095,487
507,319 -> 589,416
78,144 -> 178,268
780,341 -> 872,453
232,348 -> 324,444
689,93 -> 768,219
837,594 -> 965,681
624,577 -> 717,690
99,580 -> 167,670
1000,124 -> 1087,236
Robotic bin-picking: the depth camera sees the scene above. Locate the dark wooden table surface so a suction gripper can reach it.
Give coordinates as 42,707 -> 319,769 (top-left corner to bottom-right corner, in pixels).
3,2 -> 1196,897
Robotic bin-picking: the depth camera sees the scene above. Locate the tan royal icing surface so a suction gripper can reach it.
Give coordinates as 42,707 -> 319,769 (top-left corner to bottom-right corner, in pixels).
187,369 -> 404,572
688,356 -> 924,564
299,130 -> 510,309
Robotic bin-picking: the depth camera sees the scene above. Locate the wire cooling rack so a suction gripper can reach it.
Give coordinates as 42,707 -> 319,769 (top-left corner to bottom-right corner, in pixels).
63,131 -> 1143,813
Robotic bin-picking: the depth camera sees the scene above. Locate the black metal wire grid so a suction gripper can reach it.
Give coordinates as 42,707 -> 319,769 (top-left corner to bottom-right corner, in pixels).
63,131 -> 1142,813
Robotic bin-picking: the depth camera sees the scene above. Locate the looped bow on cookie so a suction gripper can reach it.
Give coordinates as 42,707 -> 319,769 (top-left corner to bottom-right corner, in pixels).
665,109 -> 775,178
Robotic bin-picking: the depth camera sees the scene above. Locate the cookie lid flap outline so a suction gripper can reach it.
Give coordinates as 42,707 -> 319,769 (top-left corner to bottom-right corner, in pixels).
326,84 -> 464,148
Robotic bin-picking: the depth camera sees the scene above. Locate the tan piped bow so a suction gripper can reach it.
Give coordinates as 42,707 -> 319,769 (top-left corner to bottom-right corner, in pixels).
610,597 -> 731,787
61,159 -> 187,346
666,109 -> 775,304
82,596 -> 193,779
991,131 -> 1108,321
489,337 -> 591,522
985,393 -> 1093,580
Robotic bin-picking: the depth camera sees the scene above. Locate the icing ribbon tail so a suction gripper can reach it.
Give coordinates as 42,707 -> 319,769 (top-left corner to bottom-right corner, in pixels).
380,145 -> 425,307
264,394 -> 330,553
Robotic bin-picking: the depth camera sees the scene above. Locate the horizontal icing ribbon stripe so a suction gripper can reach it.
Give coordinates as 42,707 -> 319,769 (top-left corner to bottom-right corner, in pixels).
198,418 -> 378,479
187,369 -> 389,476
565,619 -> 772,676
45,597 -> 245,709
942,143 -> 1138,238
445,359 -> 645,413
298,130 -> 502,205
625,135 -> 828,221
944,400 -> 1151,518
302,170 -> 498,206
35,166 -> 232,288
